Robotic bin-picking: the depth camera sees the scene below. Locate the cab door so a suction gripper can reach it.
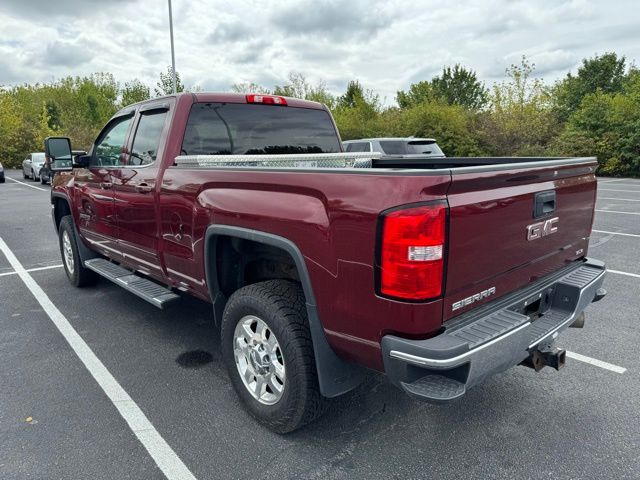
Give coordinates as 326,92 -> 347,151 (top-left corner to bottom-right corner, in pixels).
111,103 -> 171,278
74,113 -> 134,260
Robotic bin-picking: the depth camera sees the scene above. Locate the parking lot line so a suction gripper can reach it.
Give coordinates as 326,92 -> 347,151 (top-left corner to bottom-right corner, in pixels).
0,237 -> 198,480
608,269 -> 640,279
595,209 -> 640,216
0,264 -> 63,277
599,188 -> 640,193
6,176 -> 47,192
566,351 -> 627,374
592,230 -> 640,238
598,197 -> 640,202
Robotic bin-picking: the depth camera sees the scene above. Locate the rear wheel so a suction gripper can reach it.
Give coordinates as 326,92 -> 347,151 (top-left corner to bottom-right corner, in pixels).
23,170 -> 28,179
32,169 -> 39,182
58,216 -> 99,287
221,280 -> 325,433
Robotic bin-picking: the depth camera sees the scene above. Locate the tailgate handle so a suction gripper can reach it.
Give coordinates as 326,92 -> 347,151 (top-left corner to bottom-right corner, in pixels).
534,191 -> 556,218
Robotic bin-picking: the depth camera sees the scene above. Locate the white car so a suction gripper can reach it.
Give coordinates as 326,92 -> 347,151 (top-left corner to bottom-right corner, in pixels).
22,152 -> 46,182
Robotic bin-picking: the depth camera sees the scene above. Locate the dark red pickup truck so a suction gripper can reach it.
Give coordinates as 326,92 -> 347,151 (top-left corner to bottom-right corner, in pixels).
46,92 -> 606,433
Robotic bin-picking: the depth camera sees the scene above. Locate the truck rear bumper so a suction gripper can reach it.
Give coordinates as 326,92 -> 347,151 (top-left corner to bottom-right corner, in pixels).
381,258 -> 606,402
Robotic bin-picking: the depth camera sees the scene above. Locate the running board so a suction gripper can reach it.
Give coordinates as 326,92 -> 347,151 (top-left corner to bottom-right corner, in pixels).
84,258 -> 180,309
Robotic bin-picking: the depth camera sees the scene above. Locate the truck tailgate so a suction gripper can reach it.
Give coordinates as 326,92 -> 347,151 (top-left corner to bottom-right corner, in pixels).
443,160 -> 598,321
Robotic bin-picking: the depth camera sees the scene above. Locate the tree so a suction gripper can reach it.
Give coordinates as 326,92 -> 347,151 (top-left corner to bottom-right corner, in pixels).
397,65 -> 487,110
155,66 -> 184,96
554,52 -> 627,121
396,81 -> 437,109
231,82 -> 270,94
481,57 -> 558,156
121,79 -> 150,107
272,72 -> 336,107
431,64 -> 488,110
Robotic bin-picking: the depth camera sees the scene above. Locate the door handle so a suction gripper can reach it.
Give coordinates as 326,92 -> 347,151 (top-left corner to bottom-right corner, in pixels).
100,182 -> 112,189
135,183 -> 153,193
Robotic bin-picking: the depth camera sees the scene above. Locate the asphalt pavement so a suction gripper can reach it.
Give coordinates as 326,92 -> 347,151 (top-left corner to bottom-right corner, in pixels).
1,170 -> 638,480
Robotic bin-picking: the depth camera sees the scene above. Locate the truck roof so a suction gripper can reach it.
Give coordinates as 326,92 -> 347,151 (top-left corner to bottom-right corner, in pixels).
119,92 -> 326,113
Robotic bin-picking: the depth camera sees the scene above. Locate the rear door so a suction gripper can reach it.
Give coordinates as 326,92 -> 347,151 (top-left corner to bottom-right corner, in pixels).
111,102 -> 170,277
74,113 -> 134,260
442,160 -> 598,321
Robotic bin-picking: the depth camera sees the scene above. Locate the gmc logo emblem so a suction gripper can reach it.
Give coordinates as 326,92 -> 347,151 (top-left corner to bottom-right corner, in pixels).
527,217 -> 559,241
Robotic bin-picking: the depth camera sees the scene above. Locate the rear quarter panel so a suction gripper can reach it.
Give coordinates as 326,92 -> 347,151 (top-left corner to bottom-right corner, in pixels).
159,168 -> 451,370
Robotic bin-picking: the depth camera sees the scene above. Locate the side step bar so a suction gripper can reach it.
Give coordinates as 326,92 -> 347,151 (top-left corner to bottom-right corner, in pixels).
84,258 -> 180,309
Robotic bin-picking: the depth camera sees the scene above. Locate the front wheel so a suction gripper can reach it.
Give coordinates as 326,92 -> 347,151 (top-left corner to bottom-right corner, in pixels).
221,280 -> 325,433
58,216 -> 99,287
32,169 -> 39,182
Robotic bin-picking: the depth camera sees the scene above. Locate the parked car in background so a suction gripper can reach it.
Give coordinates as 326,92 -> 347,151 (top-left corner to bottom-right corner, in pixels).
343,137 -> 446,159
0,161 -> 5,183
41,150 -> 86,184
22,152 -> 46,181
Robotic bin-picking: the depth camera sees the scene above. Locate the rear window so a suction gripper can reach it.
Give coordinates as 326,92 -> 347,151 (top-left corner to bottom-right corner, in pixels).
379,140 -> 444,156
181,103 -> 340,155
345,142 -> 371,152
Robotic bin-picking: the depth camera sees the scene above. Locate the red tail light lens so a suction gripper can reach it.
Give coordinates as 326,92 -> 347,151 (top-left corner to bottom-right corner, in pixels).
246,94 -> 288,105
379,202 -> 446,300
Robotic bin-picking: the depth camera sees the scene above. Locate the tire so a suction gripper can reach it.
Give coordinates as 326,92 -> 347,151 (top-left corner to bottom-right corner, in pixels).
40,174 -> 47,185
58,216 -> 99,287
221,280 -> 325,434
32,169 -> 39,182
0,175 -> 4,183
23,170 -> 28,179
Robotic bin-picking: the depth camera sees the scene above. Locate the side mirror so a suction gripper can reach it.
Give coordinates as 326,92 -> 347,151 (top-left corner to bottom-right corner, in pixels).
45,137 -> 73,172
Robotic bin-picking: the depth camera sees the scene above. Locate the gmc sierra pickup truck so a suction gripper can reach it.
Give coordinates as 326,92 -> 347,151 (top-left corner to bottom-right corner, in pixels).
45,92 -> 606,433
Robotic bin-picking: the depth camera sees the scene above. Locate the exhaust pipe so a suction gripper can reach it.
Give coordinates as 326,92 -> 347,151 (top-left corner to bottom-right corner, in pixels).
521,347 -> 567,372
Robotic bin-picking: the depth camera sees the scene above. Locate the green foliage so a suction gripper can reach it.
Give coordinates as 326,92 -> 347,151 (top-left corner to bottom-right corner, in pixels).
397,65 -> 488,110
0,56 -> 638,176
155,66 -> 185,96
121,79 -> 150,107
480,57 -> 559,156
553,52 -> 627,121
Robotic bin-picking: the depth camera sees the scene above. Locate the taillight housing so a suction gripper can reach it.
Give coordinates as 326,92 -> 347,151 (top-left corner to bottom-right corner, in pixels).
377,202 -> 447,301
246,94 -> 288,105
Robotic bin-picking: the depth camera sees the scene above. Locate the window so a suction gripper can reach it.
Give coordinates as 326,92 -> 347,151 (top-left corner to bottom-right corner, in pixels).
92,116 -> 133,167
345,142 -> 370,152
181,103 -> 340,156
379,141 -> 406,155
130,111 -> 168,166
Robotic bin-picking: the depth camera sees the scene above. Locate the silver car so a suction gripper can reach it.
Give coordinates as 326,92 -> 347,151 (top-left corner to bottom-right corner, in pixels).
22,152 -> 46,182
343,137 -> 446,158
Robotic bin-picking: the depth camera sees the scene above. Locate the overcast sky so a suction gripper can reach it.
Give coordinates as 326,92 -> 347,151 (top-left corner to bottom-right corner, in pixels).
1,0 -> 638,103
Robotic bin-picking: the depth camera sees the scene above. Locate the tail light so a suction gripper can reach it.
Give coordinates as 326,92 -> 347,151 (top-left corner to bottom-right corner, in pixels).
378,202 -> 447,300
246,94 -> 287,105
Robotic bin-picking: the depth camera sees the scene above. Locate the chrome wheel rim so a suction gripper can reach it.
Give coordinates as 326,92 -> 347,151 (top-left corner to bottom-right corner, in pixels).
62,230 -> 74,275
233,315 -> 285,405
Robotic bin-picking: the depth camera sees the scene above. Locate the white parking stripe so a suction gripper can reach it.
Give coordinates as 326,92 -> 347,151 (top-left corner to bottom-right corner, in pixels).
592,229 -> 640,238
0,264 -> 63,277
608,269 -> 640,279
0,238 -> 197,480
566,351 -> 627,374
598,197 -> 640,202
595,209 -> 640,216
6,176 -> 47,192
599,189 -> 640,193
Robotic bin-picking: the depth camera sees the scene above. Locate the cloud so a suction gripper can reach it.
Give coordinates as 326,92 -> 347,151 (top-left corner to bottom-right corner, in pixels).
44,41 -> 94,67
0,0 -> 638,105
2,0 -> 134,18
271,0 -> 394,41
